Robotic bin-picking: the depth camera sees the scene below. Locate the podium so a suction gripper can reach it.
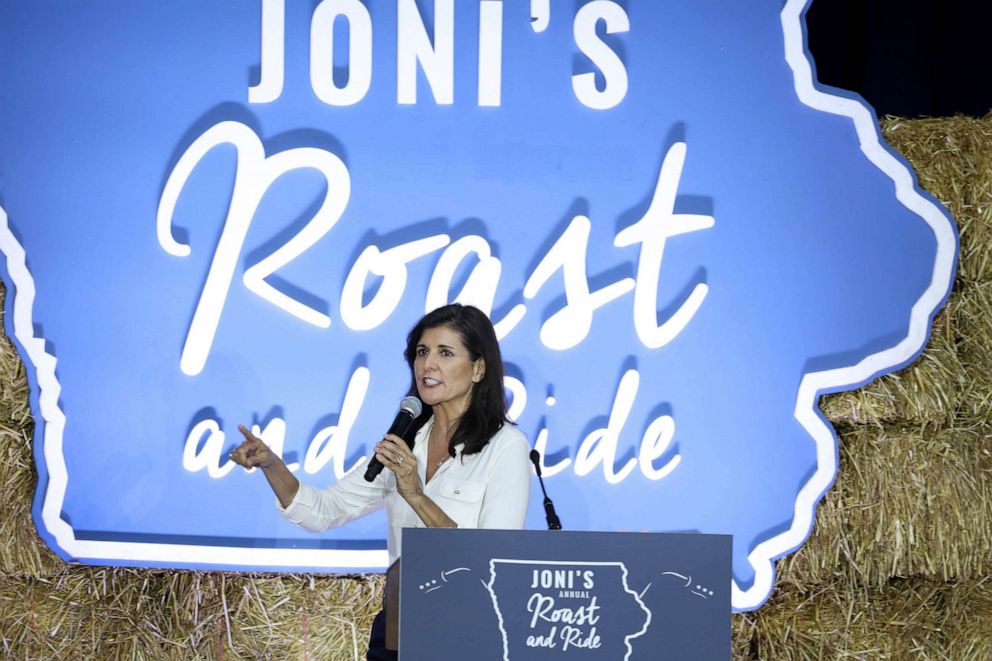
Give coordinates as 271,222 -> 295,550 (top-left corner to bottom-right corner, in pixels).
396,529 -> 730,660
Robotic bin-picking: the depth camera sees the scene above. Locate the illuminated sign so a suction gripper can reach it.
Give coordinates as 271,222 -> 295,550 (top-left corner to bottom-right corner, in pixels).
0,1 -> 956,610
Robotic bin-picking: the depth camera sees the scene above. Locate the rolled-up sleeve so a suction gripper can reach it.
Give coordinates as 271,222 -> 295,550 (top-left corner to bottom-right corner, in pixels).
277,466 -> 389,532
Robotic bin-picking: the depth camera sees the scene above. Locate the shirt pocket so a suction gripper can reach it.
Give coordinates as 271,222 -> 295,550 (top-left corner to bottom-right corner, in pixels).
436,480 -> 485,529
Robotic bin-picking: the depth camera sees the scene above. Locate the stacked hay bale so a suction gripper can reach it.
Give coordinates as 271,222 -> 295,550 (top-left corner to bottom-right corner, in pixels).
738,115 -> 992,659
2,115 -> 991,659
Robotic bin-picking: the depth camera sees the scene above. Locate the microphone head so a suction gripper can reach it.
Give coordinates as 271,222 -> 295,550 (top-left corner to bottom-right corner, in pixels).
529,449 -> 542,476
399,396 -> 423,418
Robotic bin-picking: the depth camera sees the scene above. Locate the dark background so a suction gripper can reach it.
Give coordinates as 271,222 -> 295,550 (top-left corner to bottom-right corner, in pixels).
806,0 -> 992,117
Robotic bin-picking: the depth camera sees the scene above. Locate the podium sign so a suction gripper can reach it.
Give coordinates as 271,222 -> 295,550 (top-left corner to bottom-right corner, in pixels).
399,529 -> 730,660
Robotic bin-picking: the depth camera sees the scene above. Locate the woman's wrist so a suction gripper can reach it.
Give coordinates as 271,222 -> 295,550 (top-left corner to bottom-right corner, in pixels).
404,491 -> 457,528
401,487 -> 426,508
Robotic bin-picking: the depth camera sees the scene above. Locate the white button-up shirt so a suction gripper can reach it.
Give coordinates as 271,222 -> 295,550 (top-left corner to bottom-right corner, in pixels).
279,417 -> 532,564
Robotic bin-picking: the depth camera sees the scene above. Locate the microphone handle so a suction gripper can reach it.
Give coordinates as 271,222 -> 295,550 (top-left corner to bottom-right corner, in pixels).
544,497 -> 562,531
387,410 -> 419,445
363,411 -> 418,482
530,450 -> 562,530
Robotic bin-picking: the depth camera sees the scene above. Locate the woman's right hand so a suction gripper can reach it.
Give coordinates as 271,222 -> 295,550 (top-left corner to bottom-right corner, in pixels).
229,424 -> 279,470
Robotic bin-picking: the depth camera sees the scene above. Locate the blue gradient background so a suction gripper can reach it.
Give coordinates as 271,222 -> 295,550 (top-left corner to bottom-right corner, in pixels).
0,0 -> 945,599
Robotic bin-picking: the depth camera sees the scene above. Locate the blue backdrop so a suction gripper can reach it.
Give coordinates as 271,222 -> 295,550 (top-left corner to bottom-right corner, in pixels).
0,0 -> 956,611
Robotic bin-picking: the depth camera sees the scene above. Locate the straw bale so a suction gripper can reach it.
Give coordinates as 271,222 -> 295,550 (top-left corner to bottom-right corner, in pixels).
779,422 -> 992,591
951,281 -> 992,415
942,578 -> 992,660
744,576 -> 992,660
0,567 -> 384,660
882,113 -> 992,286
732,611 -> 760,660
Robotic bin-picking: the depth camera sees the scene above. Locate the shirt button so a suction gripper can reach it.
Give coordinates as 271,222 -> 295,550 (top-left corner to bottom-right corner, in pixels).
454,489 -> 460,495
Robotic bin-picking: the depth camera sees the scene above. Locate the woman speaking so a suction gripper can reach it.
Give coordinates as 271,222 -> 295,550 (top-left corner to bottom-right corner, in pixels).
229,304 -> 532,659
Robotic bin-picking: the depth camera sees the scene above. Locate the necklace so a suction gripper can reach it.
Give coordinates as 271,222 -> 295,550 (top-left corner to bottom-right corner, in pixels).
428,422 -> 453,472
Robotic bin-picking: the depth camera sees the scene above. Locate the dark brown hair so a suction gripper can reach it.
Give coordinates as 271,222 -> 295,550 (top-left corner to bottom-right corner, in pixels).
404,304 -> 508,456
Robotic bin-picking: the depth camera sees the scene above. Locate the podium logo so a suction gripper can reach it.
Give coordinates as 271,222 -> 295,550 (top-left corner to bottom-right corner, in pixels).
488,560 -> 650,660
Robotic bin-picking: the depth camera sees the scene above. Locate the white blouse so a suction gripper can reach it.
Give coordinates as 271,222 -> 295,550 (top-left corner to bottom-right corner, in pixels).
278,417 -> 532,563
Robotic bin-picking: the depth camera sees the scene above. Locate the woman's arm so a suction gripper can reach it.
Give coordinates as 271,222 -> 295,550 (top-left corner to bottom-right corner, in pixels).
402,491 -> 458,528
232,424 -> 388,531
375,433 -> 457,528
230,425 -> 299,508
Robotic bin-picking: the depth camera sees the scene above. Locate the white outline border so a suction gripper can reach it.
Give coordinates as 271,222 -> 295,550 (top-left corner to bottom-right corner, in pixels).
0,0 -> 958,610
728,0 -> 959,611
0,206 -> 387,570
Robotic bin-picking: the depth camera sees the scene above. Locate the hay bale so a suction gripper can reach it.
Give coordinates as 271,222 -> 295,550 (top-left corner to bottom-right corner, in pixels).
732,611 -> 759,660
944,578 -> 992,660
0,568 -> 182,659
746,577 -> 992,660
952,281 -> 992,415
882,114 -> 992,286
0,567 -> 384,659
780,422 -> 992,591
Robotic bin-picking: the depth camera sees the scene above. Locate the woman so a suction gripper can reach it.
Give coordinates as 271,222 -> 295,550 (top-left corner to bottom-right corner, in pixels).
229,304 -> 532,659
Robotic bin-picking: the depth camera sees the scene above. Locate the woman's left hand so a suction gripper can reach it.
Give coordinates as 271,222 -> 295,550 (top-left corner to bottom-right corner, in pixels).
375,434 -> 422,498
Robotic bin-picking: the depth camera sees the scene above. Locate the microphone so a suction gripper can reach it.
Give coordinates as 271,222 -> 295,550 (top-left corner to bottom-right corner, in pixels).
529,450 -> 562,530
364,396 -> 423,482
